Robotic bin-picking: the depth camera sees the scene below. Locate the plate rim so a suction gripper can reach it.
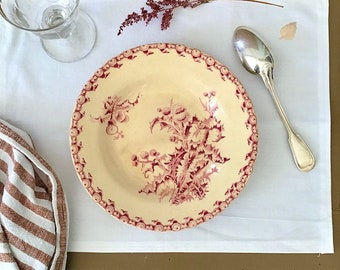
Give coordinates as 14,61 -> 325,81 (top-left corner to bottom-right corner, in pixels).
69,42 -> 258,232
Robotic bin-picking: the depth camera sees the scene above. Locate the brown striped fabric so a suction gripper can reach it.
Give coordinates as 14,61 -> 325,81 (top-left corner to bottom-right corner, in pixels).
0,120 -> 68,270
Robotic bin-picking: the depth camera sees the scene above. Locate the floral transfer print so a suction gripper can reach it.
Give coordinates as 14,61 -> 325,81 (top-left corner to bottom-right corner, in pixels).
132,91 -> 229,205
93,94 -> 140,139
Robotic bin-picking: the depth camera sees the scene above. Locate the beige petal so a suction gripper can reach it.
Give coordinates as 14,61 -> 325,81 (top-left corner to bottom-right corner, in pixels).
280,22 -> 297,40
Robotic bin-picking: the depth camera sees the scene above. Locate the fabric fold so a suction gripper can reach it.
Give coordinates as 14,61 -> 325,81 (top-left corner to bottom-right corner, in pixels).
0,119 -> 68,270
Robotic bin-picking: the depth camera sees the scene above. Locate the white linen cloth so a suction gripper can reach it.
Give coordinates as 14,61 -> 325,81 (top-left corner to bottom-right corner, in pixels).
0,0 -> 332,253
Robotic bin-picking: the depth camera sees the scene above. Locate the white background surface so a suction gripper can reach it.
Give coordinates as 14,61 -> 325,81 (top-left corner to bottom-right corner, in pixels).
0,0 -> 332,253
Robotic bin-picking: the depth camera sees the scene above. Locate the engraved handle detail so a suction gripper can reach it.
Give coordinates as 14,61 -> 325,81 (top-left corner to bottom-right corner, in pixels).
288,132 -> 315,172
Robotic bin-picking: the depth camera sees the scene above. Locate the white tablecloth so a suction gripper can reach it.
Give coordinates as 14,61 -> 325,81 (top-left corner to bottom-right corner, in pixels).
0,0 -> 332,253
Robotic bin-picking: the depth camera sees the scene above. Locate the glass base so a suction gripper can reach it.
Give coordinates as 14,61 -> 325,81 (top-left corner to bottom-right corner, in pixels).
41,10 -> 96,62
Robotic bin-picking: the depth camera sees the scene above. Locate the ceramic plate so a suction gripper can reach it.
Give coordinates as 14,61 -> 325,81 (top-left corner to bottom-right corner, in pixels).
70,43 -> 258,231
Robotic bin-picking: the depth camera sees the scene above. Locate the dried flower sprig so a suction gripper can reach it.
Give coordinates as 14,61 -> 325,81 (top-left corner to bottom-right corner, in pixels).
117,0 -> 283,35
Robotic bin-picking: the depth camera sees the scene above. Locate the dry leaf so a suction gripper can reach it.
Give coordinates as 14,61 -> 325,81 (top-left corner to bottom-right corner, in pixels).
280,22 -> 297,40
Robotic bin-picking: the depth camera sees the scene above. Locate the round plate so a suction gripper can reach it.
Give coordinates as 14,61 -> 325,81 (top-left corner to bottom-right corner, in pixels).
70,43 -> 258,232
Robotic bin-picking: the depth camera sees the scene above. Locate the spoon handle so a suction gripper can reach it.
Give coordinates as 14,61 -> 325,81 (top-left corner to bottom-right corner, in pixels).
260,66 -> 315,172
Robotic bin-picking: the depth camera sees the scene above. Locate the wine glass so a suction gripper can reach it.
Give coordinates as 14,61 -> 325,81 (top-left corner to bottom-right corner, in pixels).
0,0 -> 96,62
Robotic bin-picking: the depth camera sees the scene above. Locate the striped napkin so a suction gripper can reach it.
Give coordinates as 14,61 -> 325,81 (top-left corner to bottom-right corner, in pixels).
0,120 -> 68,270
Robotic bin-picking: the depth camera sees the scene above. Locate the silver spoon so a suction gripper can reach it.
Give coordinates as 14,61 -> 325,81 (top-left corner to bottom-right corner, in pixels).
233,26 -> 315,172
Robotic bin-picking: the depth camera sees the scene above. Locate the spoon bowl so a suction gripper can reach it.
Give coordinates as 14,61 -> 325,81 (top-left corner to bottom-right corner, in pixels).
234,27 -> 274,75
233,26 -> 315,172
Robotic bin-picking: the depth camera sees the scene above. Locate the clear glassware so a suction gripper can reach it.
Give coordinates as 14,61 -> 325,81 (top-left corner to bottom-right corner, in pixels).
0,0 -> 96,62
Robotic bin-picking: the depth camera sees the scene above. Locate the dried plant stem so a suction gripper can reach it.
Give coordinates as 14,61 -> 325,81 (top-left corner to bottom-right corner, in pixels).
231,0 -> 283,8
117,0 -> 283,35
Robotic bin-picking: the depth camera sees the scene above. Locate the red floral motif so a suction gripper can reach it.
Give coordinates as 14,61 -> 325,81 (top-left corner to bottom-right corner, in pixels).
132,91 -> 229,205
108,58 -> 123,69
93,94 -> 141,139
140,44 -> 155,55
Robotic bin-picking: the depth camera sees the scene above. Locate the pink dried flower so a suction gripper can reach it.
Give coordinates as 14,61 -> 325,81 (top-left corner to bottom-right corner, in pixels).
117,0 -> 283,35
